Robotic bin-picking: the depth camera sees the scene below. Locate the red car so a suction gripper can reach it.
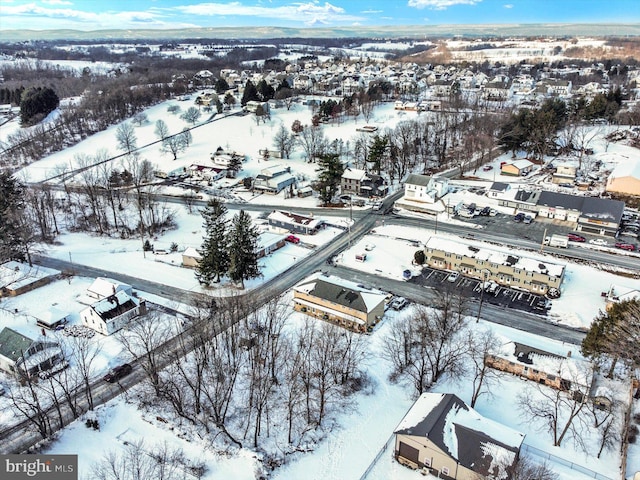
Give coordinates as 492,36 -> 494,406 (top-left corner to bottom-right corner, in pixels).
567,233 -> 586,242
615,242 -> 636,251
285,235 -> 300,244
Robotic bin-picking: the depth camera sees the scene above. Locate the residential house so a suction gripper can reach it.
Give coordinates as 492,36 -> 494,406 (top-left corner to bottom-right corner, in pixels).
552,164 -> 577,184
188,164 -> 227,183
341,168 -> 388,198
394,393 -> 525,479
485,341 -> 593,393
256,232 -> 287,259
604,284 -> 640,310
394,174 -> 449,214
267,210 -> 324,235
182,247 -> 202,268
0,327 -> 65,377
86,277 -> 133,300
35,306 -> 70,330
293,273 -> 386,332
0,261 -> 60,297
244,100 -> 270,114
482,78 -> 512,101
500,159 -> 533,176
80,291 -> 146,336
254,164 -> 296,194
606,160 -> 640,197
423,236 -> 565,296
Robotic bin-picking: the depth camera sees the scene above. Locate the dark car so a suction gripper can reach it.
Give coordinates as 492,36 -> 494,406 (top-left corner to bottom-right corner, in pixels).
103,363 -> 133,383
479,206 -> 491,216
513,212 -> 525,222
567,233 -> 586,242
615,242 -> 636,251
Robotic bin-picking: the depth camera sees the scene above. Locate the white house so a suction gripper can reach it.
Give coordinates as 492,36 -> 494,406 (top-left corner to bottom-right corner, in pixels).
394,174 -> 449,214
81,291 -> 146,335
86,277 -> 133,300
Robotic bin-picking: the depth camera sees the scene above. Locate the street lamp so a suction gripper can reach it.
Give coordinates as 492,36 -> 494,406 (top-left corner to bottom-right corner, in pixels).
476,269 -> 490,323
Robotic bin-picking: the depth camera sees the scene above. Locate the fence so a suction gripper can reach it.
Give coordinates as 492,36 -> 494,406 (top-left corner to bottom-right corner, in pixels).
522,443 -> 615,480
358,434 -> 394,480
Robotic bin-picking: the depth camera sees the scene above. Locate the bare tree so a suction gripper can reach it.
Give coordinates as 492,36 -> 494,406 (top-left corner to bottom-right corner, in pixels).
181,106 -> 202,125
272,123 -> 295,159
154,119 -> 169,140
383,290 -> 469,396
297,124 -> 326,162
116,309 -> 170,396
517,378 -> 592,447
115,122 -> 138,154
467,329 -> 503,408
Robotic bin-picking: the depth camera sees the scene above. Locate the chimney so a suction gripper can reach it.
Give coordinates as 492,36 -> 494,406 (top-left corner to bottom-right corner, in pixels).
567,351 -> 572,357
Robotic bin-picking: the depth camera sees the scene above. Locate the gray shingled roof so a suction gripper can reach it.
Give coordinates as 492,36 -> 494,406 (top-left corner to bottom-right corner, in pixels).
395,393 -> 523,477
537,191 -> 625,222
0,327 -> 33,363
405,173 -> 431,187
311,278 -> 367,312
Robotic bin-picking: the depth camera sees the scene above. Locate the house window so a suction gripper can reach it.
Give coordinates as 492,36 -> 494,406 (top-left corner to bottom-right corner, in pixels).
424,457 -> 432,468
441,467 -> 450,475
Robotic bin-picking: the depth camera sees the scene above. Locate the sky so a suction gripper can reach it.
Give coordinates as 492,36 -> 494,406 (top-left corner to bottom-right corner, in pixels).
0,0 -> 638,32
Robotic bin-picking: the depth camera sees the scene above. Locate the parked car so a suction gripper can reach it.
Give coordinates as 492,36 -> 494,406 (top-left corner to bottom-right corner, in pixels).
614,242 -> 636,251
482,165 -> 493,171
523,215 -> 533,224
589,238 -> 609,246
285,234 -> 300,244
446,271 -> 460,283
479,206 -> 491,216
513,212 -> 525,222
488,208 -> 497,217
103,363 -> 133,383
389,297 -> 409,311
567,233 -> 586,242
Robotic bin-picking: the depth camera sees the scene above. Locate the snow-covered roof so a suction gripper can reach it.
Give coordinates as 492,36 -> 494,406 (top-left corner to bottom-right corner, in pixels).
90,290 -> 138,322
182,247 -> 201,259
268,210 -> 323,229
405,173 -> 431,187
425,237 -> 565,279
492,341 -> 593,389
294,272 -> 386,314
87,277 -> 132,299
395,393 -> 525,479
342,168 -> 367,181
0,261 -> 59,292
609,159 -> 640,180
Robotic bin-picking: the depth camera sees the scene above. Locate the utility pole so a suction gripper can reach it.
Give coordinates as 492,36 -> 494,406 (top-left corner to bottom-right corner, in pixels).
476,269 -> 489,323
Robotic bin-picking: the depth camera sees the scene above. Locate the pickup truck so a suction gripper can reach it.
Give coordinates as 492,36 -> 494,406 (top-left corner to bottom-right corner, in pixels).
543,234 -> 568,248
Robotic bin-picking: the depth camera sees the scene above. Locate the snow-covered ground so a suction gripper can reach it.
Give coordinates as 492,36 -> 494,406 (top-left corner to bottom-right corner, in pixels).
1,95 -> 640,479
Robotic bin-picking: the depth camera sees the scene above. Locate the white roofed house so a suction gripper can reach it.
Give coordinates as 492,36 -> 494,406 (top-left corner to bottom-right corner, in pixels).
81,291 -> 146,336
293,273 -> 387,333
0,261 -> 60,297
253,164 -> 296,194
267,210 -> 324,235
394,393 -> 525,479
394,174 -> 449,214
86,277 -> 132,300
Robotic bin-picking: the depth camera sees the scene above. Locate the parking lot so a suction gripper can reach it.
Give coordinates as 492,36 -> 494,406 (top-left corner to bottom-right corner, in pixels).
409,266 -> 551,316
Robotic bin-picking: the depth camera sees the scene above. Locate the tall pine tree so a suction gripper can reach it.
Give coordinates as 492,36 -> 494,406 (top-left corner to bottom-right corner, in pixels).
196,199 -> 229,285
313,153 -> 345,205
227,210 -> 260,289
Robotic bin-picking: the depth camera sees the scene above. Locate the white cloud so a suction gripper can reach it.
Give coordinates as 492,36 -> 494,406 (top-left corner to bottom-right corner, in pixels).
42,0 -> 73,5
172,1 -> 363,23
503,3 -> 513,8
408,0 -> 482,10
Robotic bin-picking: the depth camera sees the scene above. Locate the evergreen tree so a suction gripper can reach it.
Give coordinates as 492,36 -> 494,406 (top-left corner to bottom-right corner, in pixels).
368,134 -> 388,174
20,87 -> 59,125
0,172 -> 32,264
241,80 -> 259,106
215,77 -> 230,94
256,79 -> 275,102
196,199 -> 229,285
313,154 -> 345,205
581,299 -> 640,377
227,210 -> 260,288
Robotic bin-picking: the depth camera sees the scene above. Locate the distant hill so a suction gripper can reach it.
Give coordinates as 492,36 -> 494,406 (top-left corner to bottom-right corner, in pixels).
1,24 -> 640,42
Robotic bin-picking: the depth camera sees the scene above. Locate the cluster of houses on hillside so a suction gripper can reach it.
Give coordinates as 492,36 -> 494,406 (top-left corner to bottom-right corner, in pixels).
207,58 -> 639,108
